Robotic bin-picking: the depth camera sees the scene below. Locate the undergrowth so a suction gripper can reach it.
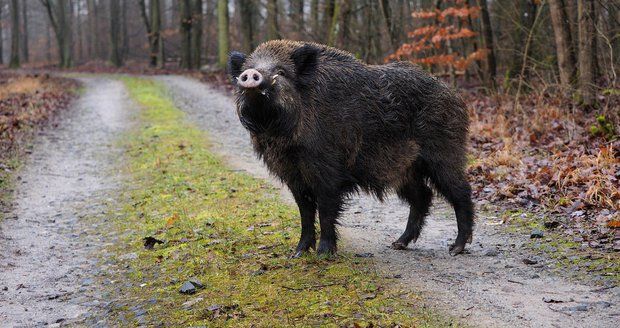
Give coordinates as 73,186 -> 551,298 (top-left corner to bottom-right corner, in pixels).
102,77 -> 458,327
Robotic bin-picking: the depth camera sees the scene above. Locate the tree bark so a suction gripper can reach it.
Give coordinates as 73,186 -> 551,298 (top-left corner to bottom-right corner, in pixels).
549,0 -> 577,88
21,0 -> 28,62
121,0 -> 129,61
381,0 -> 399,51
109,0 -> 122,67
311,0 -> 319,37
180,0 -> 192,69
9,0 -> 19,68
87,0 -> 96,59
266,0 -> 280,40
322,0 -> 335,42
289,0 -> 304,39
327,0 -> 342,46
191,0 -> 203,68
0,0 -> 4,65
42,0 -> 73,68
217,0 -> 228,68
237,0 -> 256,53
577,0 -> 596,108
139,0 -> 164,67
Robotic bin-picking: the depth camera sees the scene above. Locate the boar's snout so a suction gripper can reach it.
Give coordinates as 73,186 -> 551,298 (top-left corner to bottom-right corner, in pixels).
237,69 -> 263,89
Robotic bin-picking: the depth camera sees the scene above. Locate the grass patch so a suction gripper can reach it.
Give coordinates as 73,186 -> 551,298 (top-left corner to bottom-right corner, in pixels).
500,210 -> 620,285
103,77 -> 457,327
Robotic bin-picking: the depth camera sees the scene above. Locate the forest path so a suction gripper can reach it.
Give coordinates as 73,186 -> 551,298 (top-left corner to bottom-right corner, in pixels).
159,75 -> 619,328
0,77 -> 132,327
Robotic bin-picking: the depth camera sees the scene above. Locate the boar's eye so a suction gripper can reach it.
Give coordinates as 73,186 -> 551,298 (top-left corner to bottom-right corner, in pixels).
276,69 -> 286,77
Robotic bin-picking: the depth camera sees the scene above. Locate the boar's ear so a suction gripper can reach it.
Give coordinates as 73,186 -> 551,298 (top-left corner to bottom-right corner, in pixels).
290,44 -> 319,87
227,51 -> 246,83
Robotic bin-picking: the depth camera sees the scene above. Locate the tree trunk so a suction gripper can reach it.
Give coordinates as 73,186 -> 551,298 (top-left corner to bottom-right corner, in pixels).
509,0 -> 537,78
549,0 -> 577,88
9,0 -> 19,68
109,0 -> 122,66
205,0 -> 216,63
180,0 -> 192,69
338,0 -> 353,49
0,0 -> 4,65
43,0 -> 73,68
266,0 -> 280,40
322,0 -> 335,42
577,0 -> 596,108
191,0 -> 203,68
121,0 -> 129,61
217,0 -> 228,68
21,0 -> 28,62
327,0 -> 342,46
87,0 -> 96,59
289,0 -> 304,39
46,24 -> 52,62
311,0 -> 319,37
381,0 -> 399,51
238,0 -> 255,53
139,0 -> 164,67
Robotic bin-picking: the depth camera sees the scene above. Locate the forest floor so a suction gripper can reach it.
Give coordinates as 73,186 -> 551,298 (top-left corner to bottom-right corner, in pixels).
0,74 -> 618,327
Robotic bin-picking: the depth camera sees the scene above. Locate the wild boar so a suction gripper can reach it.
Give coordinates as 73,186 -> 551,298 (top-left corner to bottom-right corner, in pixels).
228,40 -> 474,257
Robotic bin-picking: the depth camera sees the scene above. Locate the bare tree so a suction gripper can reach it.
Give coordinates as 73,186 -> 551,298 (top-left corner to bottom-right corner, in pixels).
310,0 -> 319,37
191,0 -> 203,68
577,0 -> 596,108
139,0 -> 164,67
237,0 -> 256,53
478,0 -> 496,87
327,0 -> 342,46
381,0 -> 399,51
289,0 -> 304,39
266,0 -> 280,40
217,0 -> 228,68
20,0 -> 28,62
109,0 -> 122,67
41,0 -> 73,68
549,0 -> 577,88
508,0 -> 538,78
180,0 -> 192,68
9,0 -> 19,68
0,0 -> 4,65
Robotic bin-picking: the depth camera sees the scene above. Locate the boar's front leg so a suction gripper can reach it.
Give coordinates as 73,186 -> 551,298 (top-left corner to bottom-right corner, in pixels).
290,186 -> 317,258
316,195 -> 342,256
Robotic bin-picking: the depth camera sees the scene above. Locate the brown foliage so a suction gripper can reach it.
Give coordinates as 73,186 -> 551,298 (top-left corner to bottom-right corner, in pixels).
0,73 -> 77,153
467,91 -> 619,252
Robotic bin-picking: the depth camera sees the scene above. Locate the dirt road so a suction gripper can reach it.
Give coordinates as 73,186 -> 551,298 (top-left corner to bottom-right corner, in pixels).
0,74 -> 617,327
159,75 -> 619,328
0,78 -> 132,327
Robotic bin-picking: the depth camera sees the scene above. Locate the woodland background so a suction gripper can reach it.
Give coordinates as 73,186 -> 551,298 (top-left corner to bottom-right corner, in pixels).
0,0 -> 618,251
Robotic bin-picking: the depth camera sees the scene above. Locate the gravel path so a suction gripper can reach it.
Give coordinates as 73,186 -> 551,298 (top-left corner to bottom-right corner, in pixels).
0,78 -> 132,327
159,75 -> 619,328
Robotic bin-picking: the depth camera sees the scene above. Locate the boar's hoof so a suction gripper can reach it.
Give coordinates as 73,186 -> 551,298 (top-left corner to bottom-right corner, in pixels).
291,238 -> 316,258
448,243 -> 466,256
391,241 -> 408,250
317,240 -> 337,257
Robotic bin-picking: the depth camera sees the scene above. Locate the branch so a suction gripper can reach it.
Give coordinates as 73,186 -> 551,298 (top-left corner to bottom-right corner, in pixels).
138,0 -> 152,34
40,0 -> 59,33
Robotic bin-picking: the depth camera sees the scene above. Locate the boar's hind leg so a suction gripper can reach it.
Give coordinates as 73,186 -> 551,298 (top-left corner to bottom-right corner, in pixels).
316,195 -> 343,256
290,187 -> 317,258
392,177 -> 433,250
429,168 -> 474,256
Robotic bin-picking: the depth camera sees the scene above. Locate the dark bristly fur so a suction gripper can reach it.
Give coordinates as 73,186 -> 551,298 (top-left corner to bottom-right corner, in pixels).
228,40 -> 474,257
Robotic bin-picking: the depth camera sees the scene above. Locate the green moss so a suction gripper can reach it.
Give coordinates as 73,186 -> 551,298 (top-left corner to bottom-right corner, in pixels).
500,209 -> 620,285
102,77 -> 458,327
